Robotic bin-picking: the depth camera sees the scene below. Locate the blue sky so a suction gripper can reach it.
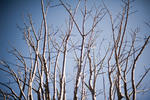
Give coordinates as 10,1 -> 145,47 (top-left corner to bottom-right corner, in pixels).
0,0 -> 150,57
0,0 -> 150,99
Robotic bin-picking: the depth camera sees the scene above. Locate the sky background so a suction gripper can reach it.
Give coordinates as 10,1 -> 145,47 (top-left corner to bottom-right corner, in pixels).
0,0 -> 150,99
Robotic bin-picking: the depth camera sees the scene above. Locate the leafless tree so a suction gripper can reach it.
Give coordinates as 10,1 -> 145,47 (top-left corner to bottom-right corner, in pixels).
0,0 -> 150,100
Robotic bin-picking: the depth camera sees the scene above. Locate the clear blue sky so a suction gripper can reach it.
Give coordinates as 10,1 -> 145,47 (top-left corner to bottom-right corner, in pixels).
0,0 -> 150,99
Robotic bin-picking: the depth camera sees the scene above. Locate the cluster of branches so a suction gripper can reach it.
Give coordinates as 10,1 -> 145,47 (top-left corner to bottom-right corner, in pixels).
0,0 -> 150,100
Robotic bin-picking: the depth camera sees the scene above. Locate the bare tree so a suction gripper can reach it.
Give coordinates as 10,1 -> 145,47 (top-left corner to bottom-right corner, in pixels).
0,0 -> 150,100
104,0 -> 150,100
